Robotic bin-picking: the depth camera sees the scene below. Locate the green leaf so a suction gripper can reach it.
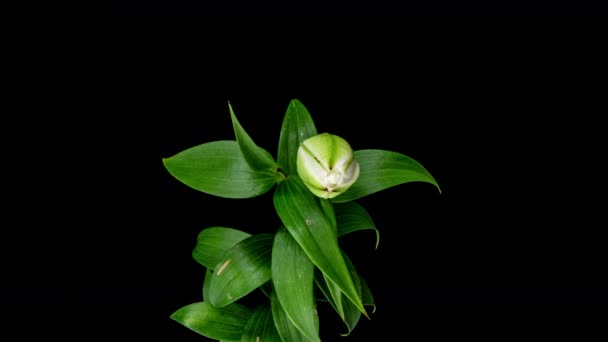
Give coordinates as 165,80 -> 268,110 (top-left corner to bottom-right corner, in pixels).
312,269 -> 333,306
228,102 -> 278,171
203,268 -> 212,301
277,99 -> 318,176
341,252 -> 376,317
271,227 -> 319,342
318,269 -> 342,313
270,290 -> 310,342
193,227 -> 251,269
313,268 -> 361,337
319,198 -> 337,234
204,270 -> 242,342
241,304 -> 282,342
360,273 -> 376,314
341,250 -> 363,302
314,250 -> 372,336
322,273 -> 346,321
208,234 -> 274,307
163,141 -> 279,199
170,302 -> 252,340
332,149 -> 440,203
273,176 -> 367,318
334,202 -> 379,249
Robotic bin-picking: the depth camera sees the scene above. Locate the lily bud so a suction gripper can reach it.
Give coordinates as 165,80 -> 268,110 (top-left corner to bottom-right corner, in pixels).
296,133 -> 360,199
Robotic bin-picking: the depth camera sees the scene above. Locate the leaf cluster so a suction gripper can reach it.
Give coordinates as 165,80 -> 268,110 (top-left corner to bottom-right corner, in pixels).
163,100 -> 439,341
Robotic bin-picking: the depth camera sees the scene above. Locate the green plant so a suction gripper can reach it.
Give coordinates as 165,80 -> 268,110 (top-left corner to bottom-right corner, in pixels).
162,99 -> 439,341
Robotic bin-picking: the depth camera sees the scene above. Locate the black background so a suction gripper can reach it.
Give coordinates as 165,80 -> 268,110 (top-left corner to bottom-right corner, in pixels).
112,0 -> 605,16
3,29 -> 606,339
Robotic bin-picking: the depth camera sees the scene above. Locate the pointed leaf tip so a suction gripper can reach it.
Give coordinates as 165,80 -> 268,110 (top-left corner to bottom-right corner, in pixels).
332,149 -> 440,203
228,102 -> 278,172
277,100 -> 318,176
170,302 -> 251,340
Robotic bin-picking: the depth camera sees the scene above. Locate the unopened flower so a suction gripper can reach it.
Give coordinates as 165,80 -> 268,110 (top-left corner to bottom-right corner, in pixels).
297,133 -> 360,199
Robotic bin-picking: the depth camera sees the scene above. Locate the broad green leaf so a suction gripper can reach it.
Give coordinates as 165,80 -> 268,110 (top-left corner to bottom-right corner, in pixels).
209,234 -> 273,307
203,268 -> 212,301
163,141 -> 279,199
332,149 -> 440,203
228,102 -> 278,171
273,176 -> 367,318
241,304 -> 282,342
203,270 -> 241,342
334,202 -> 379,249
277,99 -> 318,176
271,227 -> 319,342
270,290 -> 310,342
193,227 -> 251,269
170,302 -> 252,340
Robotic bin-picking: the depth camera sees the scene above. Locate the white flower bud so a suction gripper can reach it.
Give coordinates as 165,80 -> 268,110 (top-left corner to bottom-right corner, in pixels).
296,133 -> 360,199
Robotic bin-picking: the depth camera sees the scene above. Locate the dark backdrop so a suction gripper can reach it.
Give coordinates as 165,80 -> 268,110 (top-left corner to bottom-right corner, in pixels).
151,47 -> 606,338
4,32 -> 605,339
112,0 -> 603,16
